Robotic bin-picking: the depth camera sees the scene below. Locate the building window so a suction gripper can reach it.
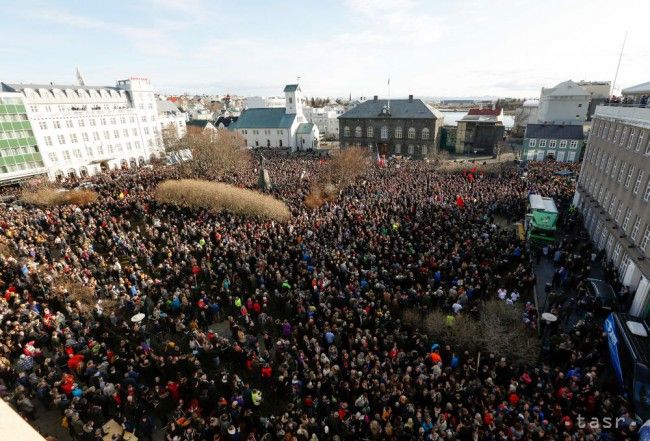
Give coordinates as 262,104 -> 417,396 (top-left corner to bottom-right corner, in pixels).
395,127 -> 402,139
38,121 -> 47,130
355,126 -> 362,137
422,145 -> 428,155
559,140 -> 567,149
53,121 -> 61,129
394,144 -> 401,154
66,120 -> 73,128
632,170 -> 645,194
527,150 -> 535,160
57,134 -> 65,144
529,138 -> 536,147
539,139 -> 547,148
380,126 -> 388,139
641,226 -> 650,254
70,133 -> 78,143
367,126 -> 374,138
625,166 -> 635,188
644,182 -> 650,202
85,146 -> 93,157
89,119 -> 96,126
549,139 -> 557,148
62,150 -> 71,160
407,128 -> 415,139
48,152 -> 57,162
44,136 -> 53,146
421,128 -> 430,140
569,140 -> 578,149
631,217 -> 642,241
622,208 -> 631,231
343,126 -> 350,137
618,162 -> 627,183
114,129 -> 121,138
408,144 -> 414,155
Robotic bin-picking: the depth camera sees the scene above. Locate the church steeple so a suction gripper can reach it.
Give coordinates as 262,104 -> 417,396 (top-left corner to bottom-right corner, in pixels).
283,83 -> 302,115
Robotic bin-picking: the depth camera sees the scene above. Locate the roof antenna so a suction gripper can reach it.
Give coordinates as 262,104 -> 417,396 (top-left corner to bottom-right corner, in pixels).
610,31 -> 627,97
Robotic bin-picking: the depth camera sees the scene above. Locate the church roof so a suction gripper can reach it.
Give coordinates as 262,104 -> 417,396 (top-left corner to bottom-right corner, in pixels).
283,84 -> 300,92
296,122 -> 315,134
339,98 -> 442,120
230,108 -> 297,129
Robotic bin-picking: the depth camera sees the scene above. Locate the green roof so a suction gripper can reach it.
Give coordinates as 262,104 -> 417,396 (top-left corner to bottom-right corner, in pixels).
230,108 -> 296,129
296,122 -> 314,134
283,84 -> 299,92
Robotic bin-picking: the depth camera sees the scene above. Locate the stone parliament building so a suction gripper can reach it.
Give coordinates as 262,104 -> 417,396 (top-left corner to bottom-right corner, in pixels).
338,95 -> 443,158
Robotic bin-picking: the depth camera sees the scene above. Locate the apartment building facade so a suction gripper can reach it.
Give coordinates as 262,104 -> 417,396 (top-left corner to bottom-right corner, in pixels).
0,90 -> 47,184
574,103 -> 650,317
0,77 -> 163,182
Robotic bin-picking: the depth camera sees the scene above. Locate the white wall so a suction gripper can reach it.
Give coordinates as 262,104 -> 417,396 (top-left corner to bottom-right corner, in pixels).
19,79 -> 162,179
538,96 -> 588,125
236,128 -> 291,148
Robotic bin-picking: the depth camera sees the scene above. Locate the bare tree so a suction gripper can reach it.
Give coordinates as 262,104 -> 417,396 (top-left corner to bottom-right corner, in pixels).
175,130 -> 251,180
421,300 -> 539,367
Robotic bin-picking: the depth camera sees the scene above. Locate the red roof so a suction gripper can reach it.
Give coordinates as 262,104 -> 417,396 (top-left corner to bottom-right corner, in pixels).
167,97 -> 178,103
468,107 -> 502,116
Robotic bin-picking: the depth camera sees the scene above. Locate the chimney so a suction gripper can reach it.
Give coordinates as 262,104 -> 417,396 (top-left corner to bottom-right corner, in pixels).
373,95 -> 378,101
408,95 -> 413,102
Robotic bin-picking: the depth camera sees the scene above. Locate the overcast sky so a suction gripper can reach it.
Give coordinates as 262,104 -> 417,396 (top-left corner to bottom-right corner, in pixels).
1,0 -> 648,98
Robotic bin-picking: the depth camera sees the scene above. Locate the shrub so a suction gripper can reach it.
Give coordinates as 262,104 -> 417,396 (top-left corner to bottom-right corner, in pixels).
21,188 -> 98,207
155,179 -> 291,222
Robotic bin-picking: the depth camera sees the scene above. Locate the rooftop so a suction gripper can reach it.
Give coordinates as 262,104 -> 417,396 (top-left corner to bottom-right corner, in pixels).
339,98 -> 443,120
283,84 -> 300,92
230,107 -> 297,129
524,123 -> 584,140
622,81 -> 650,95
467,107 -> 502,116
541,80 -> 590,98
296,122 -> 315,134
595,105 -> 650,128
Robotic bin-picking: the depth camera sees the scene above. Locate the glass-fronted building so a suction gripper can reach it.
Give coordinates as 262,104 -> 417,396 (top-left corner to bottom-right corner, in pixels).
0,91 -> 46,184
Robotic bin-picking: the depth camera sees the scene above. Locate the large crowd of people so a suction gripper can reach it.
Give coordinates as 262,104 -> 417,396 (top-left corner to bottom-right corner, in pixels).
0,152 -> 638,440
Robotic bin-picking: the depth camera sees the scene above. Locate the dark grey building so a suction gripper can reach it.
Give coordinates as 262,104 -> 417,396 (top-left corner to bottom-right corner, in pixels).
338,95 -> 443,158
574,100 -> 650,317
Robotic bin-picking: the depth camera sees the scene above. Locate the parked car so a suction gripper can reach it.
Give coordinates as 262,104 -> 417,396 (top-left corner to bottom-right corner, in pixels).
586,278 -> 617,311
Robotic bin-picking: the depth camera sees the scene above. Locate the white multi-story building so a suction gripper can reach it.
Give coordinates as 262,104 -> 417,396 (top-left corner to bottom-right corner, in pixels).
537,80 -> 590,125
157,100 -> 187,139
1,77 -> 163,180
305,106 -> 344,139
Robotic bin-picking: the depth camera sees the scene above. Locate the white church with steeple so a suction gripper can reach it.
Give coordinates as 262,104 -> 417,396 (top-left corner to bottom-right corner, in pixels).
231,83 -> 319,151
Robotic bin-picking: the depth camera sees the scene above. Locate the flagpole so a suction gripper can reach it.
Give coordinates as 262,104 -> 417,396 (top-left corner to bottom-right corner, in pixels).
387,77 -> 391,112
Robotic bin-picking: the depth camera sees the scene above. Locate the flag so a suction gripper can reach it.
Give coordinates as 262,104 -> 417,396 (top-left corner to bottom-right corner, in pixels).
456,195 -> 465,208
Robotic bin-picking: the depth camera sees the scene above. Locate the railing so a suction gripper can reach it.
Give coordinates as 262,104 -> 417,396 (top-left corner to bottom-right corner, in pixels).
602,100 -> 649,109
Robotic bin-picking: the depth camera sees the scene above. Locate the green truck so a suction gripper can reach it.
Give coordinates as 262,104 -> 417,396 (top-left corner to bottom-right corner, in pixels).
526,194 -> 558,246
